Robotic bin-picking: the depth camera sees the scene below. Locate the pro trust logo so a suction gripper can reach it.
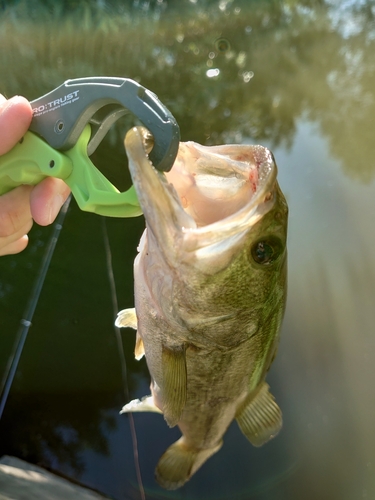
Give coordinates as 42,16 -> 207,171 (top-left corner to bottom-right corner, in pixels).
32,90 -> 80,116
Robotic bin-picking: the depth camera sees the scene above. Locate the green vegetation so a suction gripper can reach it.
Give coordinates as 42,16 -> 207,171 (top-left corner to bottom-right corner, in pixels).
1,0 -> 374,181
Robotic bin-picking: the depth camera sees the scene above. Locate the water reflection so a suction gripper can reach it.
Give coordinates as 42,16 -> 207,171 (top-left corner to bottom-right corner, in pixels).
0,0 -> 375,499
0,0 -> 374,181
0,393 -> 116,476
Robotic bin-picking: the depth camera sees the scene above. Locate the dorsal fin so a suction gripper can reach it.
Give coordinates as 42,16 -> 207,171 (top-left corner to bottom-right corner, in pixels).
236,382 -> 282,447
115,308 -> 145,359
134,332 -> 145,360
115,308 -> 137,329
161,345 -> 187,427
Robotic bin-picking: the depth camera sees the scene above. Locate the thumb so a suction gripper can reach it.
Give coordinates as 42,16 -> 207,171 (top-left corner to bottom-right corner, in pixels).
0,95 -> 33,155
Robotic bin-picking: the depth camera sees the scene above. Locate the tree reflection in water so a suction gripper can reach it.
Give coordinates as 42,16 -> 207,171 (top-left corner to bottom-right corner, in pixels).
0,393 -> 116,476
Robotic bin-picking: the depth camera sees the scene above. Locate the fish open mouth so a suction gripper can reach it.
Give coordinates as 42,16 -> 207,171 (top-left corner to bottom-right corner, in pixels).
164,141 -> 277,229
124,127 -> 277,266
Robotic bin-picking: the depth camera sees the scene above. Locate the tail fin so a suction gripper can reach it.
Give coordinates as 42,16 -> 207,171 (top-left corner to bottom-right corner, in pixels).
155,437 -> 222,490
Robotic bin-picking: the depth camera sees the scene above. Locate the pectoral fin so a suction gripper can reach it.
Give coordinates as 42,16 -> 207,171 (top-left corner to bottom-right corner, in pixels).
155,437 -> 222,490
115,308 -> 137,329
120,395 -> 162,414
162,345 -> 187,428
236,382 -> 282,447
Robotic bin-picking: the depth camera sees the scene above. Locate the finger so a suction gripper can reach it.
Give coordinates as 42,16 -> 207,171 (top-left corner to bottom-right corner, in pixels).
0,234 -> 30,257
30,177 -> 71,226
0,185 -> 33,238
0,95 -> 33,154
0,218 -> 33,256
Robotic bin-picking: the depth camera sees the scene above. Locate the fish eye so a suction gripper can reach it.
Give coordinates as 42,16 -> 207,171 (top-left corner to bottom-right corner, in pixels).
251,236 -> 283,265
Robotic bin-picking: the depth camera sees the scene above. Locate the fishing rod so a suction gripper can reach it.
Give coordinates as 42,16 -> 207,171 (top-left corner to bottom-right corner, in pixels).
0,205 -> 146,499
0,77 -> 178,496
101,217 -> 145,500
0,195 -> 71,420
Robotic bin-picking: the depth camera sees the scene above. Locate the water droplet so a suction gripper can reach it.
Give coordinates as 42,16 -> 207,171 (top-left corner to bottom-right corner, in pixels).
272,96 -> 281,108
215,37 -> 231,53
236,51 -> 246,68
242,71 -> 254,83
206,68 -> 220,78
218,0 -> 227,11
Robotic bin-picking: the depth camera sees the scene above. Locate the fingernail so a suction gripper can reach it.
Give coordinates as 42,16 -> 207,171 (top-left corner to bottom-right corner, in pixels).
0,95 -> 17,111
48,194 -> 64,224
0,94 -> 7,106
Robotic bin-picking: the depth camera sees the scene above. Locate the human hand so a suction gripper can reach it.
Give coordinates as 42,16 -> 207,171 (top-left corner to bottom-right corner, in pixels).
0,94 -> 71,256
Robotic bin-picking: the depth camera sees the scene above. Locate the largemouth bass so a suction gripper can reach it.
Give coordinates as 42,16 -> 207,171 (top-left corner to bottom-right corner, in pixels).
116,127 -> 288,490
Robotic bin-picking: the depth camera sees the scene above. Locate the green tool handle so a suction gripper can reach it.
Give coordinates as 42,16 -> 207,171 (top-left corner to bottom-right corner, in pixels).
63,125 -> 142,217
0,125 -> 142,218
0,131 -> 73,195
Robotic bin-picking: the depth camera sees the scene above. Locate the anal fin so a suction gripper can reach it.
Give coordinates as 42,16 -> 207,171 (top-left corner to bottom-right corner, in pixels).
236,382 -> 282,447
162,345 -> 187,428
115,308 -> 137,329
120,395 -> 162,414
155,437 -> 222,490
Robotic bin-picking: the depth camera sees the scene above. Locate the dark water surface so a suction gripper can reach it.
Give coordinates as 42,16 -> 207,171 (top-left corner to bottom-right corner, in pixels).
1,1 -> 375,499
